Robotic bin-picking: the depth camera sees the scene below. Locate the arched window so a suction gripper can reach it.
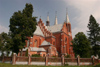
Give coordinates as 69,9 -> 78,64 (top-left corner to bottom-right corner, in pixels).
34,40 -> 37,47
53,42 -> 55,45
65,38 -> 67,44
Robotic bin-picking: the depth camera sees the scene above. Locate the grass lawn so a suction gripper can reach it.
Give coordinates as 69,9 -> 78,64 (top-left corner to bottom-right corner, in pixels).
0,63 -> 94,67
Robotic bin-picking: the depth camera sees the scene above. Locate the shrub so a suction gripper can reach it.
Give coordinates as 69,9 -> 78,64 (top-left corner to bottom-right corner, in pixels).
65,54 -> 71,58
52,56 -> 56,57
31,54 -> 41,57
64,63 -> 69,66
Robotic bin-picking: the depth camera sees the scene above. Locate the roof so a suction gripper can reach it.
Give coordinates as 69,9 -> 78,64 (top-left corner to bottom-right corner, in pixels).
47,24 -> 63,33
45,26 -> 48,30
40,40 -> 52,46
33,26 -> 44,37
30,47 -> 46,52
66,13 -> 70,23
22,47 -> 28,51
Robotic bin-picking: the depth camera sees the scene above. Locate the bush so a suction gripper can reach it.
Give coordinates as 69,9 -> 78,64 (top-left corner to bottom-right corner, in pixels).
52,56 -> 56,57
1,53 -> 4,57
64,63 -> 69,66
65,54 -> 71,58
31,54 -> 41,57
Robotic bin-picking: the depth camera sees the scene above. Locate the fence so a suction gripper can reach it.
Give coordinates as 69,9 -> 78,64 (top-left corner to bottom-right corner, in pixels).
0,53 -> 100,66
0,56 -> 12,63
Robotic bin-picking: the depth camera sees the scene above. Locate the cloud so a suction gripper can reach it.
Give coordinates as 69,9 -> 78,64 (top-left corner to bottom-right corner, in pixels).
64,0 -> 100,37
0,25 -> 9,34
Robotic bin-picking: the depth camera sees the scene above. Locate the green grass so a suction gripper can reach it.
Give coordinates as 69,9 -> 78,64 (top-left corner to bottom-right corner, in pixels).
0,63 -> 94,67
94,63 -> 100,67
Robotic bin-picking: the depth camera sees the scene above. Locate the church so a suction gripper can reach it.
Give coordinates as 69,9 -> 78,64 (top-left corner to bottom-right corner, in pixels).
18,12 -> 74,58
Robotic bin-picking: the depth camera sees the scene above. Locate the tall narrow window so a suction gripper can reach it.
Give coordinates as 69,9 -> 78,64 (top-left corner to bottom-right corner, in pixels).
34,40 -> 37,47
65,38 -> 67,44
68,25 -> 70,32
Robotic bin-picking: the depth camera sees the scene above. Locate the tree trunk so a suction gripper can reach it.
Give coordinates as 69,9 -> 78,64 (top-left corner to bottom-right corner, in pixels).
20,49 -> 23,56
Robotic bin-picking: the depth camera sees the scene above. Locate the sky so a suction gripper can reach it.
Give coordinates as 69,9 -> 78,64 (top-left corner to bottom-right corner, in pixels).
0,0 -> 100,38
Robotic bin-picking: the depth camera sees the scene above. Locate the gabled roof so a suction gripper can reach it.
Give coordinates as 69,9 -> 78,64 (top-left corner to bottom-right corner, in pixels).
33,26 -> 44,37
47,24 -> 63,33
40,40 -> 52,46
22,47 -> 46,52
22,47 -> 28,51
30,47 -> 46,52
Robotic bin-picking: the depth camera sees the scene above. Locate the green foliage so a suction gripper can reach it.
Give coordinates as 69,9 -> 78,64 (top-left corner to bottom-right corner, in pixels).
94,63 -> 100,67
9,3 -> 37,54
65,54 -> 71,58
87,15 -> 100,55
52,56 -> 57,57
1,53 -> 4,57
64,64 -> 69,66
25,49 -> 28,56
0,32 -> 11,56
72,32 -> 91,58
31,54 -> 41,57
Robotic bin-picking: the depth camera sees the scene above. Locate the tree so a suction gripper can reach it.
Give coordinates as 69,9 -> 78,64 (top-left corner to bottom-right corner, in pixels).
72,32 -> 91,58
9,3 -> 37,54
0,32 -> 10,56
87,15 -> 100,55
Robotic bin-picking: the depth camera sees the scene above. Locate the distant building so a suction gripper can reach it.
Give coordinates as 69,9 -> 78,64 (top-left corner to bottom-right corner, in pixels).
18,12 -> 74,58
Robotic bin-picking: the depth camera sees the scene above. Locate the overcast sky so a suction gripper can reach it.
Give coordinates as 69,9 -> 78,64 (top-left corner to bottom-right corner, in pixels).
0,0 -> 100,38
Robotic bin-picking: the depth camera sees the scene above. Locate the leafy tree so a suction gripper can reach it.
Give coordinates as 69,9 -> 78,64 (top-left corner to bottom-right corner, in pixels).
0,32 -> 10,56
72,32 -> 91,58
87,15 -> 100,55
9,3 -> 37,54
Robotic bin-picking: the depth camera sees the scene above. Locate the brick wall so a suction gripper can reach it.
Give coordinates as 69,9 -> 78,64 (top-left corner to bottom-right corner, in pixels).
0,54 -> 100,66
11,53 -> 100,66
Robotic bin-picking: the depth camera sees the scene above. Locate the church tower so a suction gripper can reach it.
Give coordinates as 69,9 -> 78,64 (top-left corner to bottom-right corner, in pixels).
65,11 -> 74,57
66,12 -> 72,36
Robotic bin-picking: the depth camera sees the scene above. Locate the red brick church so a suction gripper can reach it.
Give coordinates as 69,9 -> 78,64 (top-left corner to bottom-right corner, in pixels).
18,12 -> 74,58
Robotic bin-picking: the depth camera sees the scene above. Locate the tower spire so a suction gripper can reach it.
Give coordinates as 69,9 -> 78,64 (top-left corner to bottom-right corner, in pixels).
66,8 -> 70,23
47,12 -> 49,21
46,12 -> 50,26
54,11 -> 58,25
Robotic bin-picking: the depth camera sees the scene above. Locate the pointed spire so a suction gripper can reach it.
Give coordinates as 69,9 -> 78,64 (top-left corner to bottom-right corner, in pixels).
47,12 -> 49,21
46,12 -> 50,26
66,8 -> 70,23
54,11 -> 58,25
66,13 -> 70,23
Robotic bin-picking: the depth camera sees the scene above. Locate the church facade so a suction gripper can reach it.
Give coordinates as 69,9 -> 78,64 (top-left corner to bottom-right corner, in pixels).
18,13 -> 74,58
